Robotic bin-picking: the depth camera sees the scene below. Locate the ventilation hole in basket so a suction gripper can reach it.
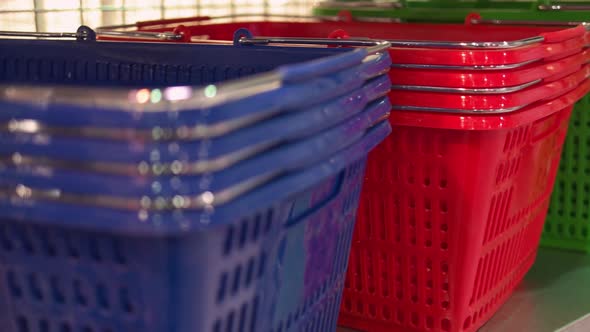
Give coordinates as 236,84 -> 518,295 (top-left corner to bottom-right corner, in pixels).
441,242 -> 448,250
356,301 -> 364,314
368,304 -> 377,318
396,309 -> 404,324
424,177 -> 431,187
463,316 -> 472,330
396,290 -> 403,300
411,295 -> 418,303
7,270 -> 22,298
119,288 -> 134,314
441,262 -> 449,273
237,303 -> 248,332
557,224 -> 565,235
64,234 -> 80,259
425,316 -> 434,330
252,216 -> 261,242
39,320 -> 50,332
17,228 -> 34,254
411,312 -> 420,327
232,266 -> 242,296
0,225 -> 13,251
89,238 -> 102,262
244,258 -> 255,288
425,239 -> 432,248
264,210 -> 274,234
112,239 -> 127,265
60,322 -> 72,332
545,223 -> 553,233
569,225 -> 577,237
16,316 -> 29,332
74,280 -> 87,306
286,314 -> 294,330
442,301 -> 450,310
440,178 -> 448,189
239,221 -> 248,249
50,276 -> 65,304
38,230 -> 57,257
217,273 -> 228,304
426,297 -> 433,306
440,201 -> 448,213
344,298 -> 352,311
28,273 -> 43,301
213,320 -> 221,332
427,280 -> 433,289
223,226 -> 234,257
442,282 -> 449,291
258,252 -> 267,278
250,296 -> 259,332
225,311 -> 235,332
582,227 -> 589,238
441,318 -> 451,332
96,283 -> 110,310
424,199 -> 432,211
382,305 -> 392,321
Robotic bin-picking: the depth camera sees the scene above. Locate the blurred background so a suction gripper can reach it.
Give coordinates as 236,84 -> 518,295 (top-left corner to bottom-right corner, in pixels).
0,0 -> 316,32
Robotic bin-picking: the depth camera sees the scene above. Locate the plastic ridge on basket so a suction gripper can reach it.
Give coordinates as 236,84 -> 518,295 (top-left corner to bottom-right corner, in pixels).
0,98 -> 391,200
0,75 -> 391,166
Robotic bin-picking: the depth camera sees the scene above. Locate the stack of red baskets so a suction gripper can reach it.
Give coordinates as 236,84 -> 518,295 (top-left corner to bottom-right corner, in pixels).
99,16 -> 590,332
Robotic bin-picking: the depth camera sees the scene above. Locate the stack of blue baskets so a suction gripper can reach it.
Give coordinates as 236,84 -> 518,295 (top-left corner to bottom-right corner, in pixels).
0,30 -> 392,332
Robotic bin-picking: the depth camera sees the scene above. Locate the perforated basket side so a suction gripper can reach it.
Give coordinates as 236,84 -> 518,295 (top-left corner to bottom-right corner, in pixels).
542,95 -> 590,252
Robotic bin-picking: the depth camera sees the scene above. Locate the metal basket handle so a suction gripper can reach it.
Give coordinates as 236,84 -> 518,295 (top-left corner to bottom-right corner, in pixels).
0,26 -> 97,41
466,12 -> 590,28
96,11 -> 402,36
315,1 -> 403,9
538,3 -> 590,11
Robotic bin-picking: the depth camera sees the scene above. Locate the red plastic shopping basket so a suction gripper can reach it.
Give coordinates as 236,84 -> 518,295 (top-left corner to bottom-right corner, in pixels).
339,74 -> 590,332
98,15 -> 589,89
97,16 -> 590,332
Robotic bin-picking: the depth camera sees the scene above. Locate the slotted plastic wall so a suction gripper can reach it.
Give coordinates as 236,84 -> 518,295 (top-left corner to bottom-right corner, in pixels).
543,97 -> 590,252
339,106 -> 573,332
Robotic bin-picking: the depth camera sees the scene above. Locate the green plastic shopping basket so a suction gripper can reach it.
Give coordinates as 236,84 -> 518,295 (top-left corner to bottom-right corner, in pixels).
314,1 -> 590,252
313,0 -> 590,23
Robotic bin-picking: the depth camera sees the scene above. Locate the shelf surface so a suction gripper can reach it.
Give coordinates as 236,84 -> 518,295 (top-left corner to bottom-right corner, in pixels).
338,248 -> 590,332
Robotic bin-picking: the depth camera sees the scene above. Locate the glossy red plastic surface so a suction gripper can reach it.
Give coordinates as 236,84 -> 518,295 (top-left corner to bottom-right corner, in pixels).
115,17 -> 588,66
338,79 -> 590,332
389,50 -> 590,88
390,64 -> 589,111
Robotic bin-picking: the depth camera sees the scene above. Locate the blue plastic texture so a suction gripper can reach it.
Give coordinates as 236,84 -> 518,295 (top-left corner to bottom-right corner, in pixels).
0,98 -> 391,198
0,34 -> 393,332
0,39 -> 391,130
0,120 -> 391,332
0,76 -> 391,164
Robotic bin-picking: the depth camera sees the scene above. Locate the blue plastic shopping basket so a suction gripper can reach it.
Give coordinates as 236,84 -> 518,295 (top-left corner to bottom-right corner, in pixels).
0,27 -> 392,332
